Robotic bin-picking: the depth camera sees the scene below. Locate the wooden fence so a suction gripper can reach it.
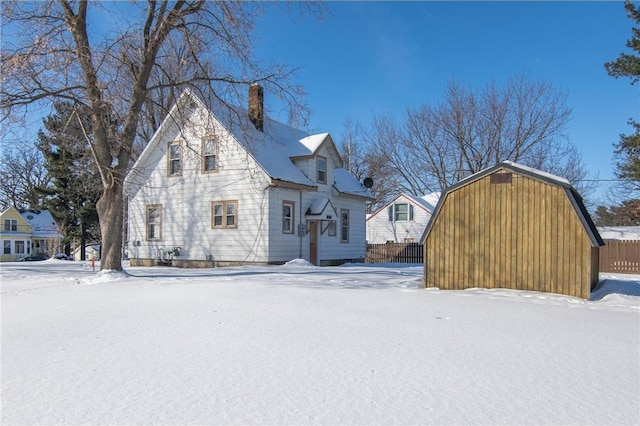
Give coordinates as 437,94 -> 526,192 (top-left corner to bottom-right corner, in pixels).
365,242 -> 423,264
367,240 -> 640,274
599,239 -> 640,274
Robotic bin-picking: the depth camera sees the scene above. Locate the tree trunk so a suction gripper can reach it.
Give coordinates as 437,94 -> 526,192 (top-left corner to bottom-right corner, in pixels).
96,179 -> 124,271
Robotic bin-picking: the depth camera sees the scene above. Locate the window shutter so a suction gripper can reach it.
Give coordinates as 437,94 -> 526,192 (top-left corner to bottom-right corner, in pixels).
388,206 -> 393,221
409,204 -> 414,221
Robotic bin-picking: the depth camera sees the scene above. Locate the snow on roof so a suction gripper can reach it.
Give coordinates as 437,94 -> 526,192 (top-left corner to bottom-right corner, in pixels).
127,89 -> 369,194
306,198 -> 337,217
18,210 -> 62,238
598,226 -> 640,240
333,168 -> 374,199
502,161 -> 571,185
404,192 -> 440,212
421,192 -> 441,209
211,104 -> 317,187
299,133 -> 329,154
454,161 -> 572,190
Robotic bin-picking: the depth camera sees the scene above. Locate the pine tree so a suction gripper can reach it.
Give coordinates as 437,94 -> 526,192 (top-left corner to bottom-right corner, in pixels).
605,0 -> 640,191
37,102 -> 102,259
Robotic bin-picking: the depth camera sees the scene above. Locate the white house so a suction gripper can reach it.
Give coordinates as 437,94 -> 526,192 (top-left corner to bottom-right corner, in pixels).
124,86 -> 373,267
366,192 -> 439,244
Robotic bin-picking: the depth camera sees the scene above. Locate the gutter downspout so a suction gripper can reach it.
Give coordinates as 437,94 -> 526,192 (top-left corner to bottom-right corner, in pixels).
299,188 -> 303,259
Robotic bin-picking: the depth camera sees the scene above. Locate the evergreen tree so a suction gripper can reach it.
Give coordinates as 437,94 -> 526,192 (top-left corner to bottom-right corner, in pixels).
605,0 -> 640,192
37,102 -> 102,259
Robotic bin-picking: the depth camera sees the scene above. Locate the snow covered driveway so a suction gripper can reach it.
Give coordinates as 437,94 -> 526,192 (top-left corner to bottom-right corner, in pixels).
2,260 -> 639,425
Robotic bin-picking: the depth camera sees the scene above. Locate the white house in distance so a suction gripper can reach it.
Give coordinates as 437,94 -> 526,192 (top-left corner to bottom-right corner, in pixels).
124,85 -> 373,267
366,192 -> 439,244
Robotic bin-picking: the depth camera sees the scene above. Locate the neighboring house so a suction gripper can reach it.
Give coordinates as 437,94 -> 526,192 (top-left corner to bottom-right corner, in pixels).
72,244 -> 101,261
597,226 -> 640,240
124,85 -> 373,267
0,207 -> 62,261
422,161 -> 603,300
366,192 -> 439,244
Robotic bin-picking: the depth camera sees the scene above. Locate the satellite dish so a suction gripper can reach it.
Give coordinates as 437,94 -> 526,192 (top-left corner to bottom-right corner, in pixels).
363,177 -> 374,188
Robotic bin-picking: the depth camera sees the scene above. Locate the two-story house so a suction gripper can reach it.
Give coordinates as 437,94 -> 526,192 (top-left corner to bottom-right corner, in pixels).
124,86 -> 373,267
0,207 -> 62,261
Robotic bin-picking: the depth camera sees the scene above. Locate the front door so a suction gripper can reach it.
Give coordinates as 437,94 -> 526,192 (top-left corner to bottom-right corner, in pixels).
309,221 -> 318,265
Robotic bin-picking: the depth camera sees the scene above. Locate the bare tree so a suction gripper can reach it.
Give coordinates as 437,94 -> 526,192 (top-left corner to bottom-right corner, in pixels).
337,117 -> 395,212
367,74 -> 595,199
1,1 -> 323,270
0,144 -> 51,211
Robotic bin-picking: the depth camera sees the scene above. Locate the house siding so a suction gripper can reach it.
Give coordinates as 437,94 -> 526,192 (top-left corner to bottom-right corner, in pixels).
267,157 -> 367,265
424,170 -> 597,299
126,92 -> 371,268
127,107 -> 272,264
366,195 -> 433,244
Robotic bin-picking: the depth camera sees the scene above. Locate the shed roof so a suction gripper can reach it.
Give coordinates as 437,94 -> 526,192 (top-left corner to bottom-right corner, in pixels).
421,161 -> 604,247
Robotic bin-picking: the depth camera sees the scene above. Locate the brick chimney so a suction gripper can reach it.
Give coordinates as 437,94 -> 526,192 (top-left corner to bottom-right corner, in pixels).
248,83 -> 264,132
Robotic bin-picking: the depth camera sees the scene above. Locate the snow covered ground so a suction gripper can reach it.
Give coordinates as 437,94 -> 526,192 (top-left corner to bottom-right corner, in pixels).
1,259 -> 639,425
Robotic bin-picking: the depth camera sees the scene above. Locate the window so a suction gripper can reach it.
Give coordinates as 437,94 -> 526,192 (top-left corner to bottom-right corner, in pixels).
212,201 -> 238,229
168,141 -> 182,176
3,219 -> 17,232
316,156 -> 327,184
322,220 -> 336,236
202,136 -> 217,172
146,205 -> 162,241
340,209 -> 349,243
282,201 -> 295,234
328,221 -> 337,236
3,240 -> 10,254
388,203 -> 414,222
15,241 -> 25,254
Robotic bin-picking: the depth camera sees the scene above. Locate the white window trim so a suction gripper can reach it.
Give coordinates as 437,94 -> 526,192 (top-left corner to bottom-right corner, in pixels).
282,200 -> 295,234
146,204 -> 162,241
340,209 -> 349,243
316,156 -> 327,184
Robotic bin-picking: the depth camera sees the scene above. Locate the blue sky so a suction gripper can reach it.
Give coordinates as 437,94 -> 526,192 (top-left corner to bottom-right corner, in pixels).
252,1 -> 638,203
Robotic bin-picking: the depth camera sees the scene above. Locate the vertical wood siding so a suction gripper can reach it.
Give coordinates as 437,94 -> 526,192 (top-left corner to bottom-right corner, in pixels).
425,172 -> 596,299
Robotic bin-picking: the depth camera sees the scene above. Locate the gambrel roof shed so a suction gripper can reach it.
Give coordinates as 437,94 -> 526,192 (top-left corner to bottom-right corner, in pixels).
421,161 -> 603,299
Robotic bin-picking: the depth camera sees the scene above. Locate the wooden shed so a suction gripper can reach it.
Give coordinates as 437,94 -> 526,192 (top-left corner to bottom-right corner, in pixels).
421,161 -> 604,299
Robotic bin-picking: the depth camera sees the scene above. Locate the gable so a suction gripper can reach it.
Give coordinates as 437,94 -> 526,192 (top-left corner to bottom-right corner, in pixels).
368,193 -> 435,221
125,89 -> 372,201
125,89 -> 323,196
0,207 -> 32,233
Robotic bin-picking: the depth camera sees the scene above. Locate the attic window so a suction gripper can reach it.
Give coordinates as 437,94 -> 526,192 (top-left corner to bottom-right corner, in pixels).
167,141 -> 182,176
491,173 -> 512,184
317,156 -> 327,184
202,136 -> 218,173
